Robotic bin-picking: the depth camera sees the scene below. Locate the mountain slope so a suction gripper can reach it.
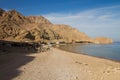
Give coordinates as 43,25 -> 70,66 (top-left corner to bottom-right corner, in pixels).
0,8 -> 112,44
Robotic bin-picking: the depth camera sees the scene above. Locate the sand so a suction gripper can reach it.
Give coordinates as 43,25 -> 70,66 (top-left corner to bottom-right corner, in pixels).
0,48 -> 120,80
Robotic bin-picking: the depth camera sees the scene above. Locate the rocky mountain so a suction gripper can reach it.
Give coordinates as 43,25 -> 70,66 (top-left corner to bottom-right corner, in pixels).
0,8 -> 113,44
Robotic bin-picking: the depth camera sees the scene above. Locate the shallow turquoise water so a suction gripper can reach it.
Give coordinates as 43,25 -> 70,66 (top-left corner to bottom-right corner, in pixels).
58,42 -> 120,61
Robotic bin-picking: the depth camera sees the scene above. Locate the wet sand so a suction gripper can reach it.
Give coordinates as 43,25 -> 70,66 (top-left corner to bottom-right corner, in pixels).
1,48 -> 120,80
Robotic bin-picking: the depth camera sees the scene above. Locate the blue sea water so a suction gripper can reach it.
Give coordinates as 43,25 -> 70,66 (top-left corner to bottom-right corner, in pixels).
58,42 -> 120,61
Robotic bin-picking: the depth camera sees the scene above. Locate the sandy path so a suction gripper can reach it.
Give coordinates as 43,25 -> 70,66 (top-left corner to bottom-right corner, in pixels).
8,48 -> 120,80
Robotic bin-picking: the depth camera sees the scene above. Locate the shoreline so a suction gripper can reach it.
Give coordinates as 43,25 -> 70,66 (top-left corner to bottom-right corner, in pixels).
56,47 -> 120,63
1,47 -> 120,80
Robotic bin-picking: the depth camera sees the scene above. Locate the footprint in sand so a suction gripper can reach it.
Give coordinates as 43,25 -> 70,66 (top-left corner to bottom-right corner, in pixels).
103,68 -> 111,73
75,61 -> 88,66
84,63 -> 88,66
75,61 -> 82,64
112,68 -> 120,73
103,67 -> 119,74
116,68 -> 120,70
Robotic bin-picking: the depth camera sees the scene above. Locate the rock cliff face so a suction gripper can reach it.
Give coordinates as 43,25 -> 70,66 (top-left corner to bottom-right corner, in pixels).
0,8 -> 113,44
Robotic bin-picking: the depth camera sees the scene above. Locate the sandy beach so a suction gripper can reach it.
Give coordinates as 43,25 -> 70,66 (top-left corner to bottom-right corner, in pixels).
0,48 -> 120,80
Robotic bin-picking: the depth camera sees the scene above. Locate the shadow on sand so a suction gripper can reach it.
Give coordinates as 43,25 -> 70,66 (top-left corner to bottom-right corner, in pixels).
0,52 -> 35,80
0,40 -> 36,80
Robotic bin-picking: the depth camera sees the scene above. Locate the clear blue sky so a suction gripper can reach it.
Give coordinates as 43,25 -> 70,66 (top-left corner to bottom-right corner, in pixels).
0,0 -> 120,41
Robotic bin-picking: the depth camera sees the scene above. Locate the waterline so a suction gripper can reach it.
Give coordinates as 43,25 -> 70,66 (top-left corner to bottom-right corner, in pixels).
58,43 -> 120,61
